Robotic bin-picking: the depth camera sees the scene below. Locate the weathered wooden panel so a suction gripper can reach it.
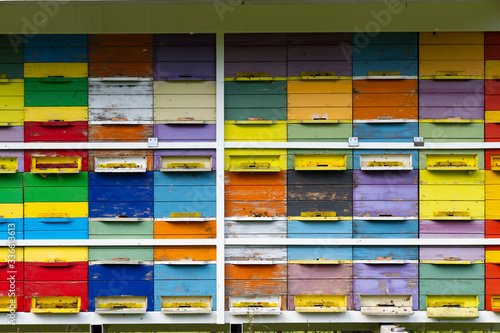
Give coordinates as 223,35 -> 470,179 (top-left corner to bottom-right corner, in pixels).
225,184 -> 286,202
24,246 -> 88,262
225,219 -> 286,236
225,264 -> 286,280
289,278 -> 352,295
89,150 -> 153,172
24,281 -> 88,312
89,264 -> 153,281
0,126 -> 23,142
353,107 -> 418,120
288,184 -> 352,201
225,246 -> 286,262
89,124 -> 153,142
90,201 -> 153,218
419,94 -> 485,108
353,80 -> 417,94
154,245 -> 216,261
288,263 -> 352,279
24,107 -> 87,122
287,201 -> 352,217
353,279 -> 418,310
24,262 -> 88,281
288,170 -> 352,184
24,122 -> 88,142
89,63 -> 153,77
354,185 -> 417,201
353,170 -> 417,185
419,245 -> 484,261
155,124 -> 215,142
154,280 -> 216,311
225,280 -> 286,296
419,279 -> 484,300
419,45 -> 484,60
88,280 -> 153,312
89,186 -> 152,202
155,220 -> 216,238
419,78 -> 484,93
354,200 -> 417,217
486,220 -> 500,236
225,123 -> 286,142
353,44 -> 417,61
353,263 -> 417,279
225,63 -> 286,79
89,240 -> 153,262
89,172 -> 153,186
353,244 -> 418,261
225,201 -> 286,217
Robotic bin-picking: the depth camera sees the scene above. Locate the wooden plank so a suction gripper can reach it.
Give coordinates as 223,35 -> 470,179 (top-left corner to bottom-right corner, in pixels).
353,170 -> 417,185
225,220 -> 285,236
419,170 -> 484,184
225,246 -> 286,261
287,201 -> 352,217
420,184 -> 484,201
224,170 -> 286,186
90,220 -> 153,236
353,219 -> 418,235
225,280 -> 286,296
89,34 -> 153,46
486,219 -> 500,236
353,244 -> 418,260
24,63 -> 88,78
354,200 -> 417,217
24,107 -> 88,122
89,186 -> 153,202
288,219 -> 352,235
24,122 -> 88,142
287,123 -> 351,141
420,263 -> 484,279
225,123 -> 286,141
24,202 -> 88,218
89,63 -> 153,78
288,184 -> 351,201
0,172 -> 23,188
155,185 -> 216,201
353,80 -> 417,93
420,107 -> 484,120
24,186 -> 88,202
89,46 -> 152,62
155,124 -> 215,142
153,245 -> 215,261
288,170 -> 352,186
288,278 -> 352,295
288,245 -> 352,261
353,107 -> 417,120
90,201 -> 153,218
353,263 -> 417,279
88,280 -> 153,312
419,93 -> 485,108
287,80 -> 352,94
288,263 -> 352,279
156,171 -> 216,186
24,246 -> 87,262
354,184 -> 417,201
288,93 -> 352,108
419,78 -> 484,93
155,220 -> 216,238
154,264 -> 215,280
419,45 -> 484,60
24,47 -> 87,63
0,126 -> 23,142
419,245 -> 484,261
353,60 -> 417,77
89,245 -> 152,262
24,262 -> 88,281
418,150 -> 484,170
89,172 -> 153,186
420,200 -> 485,220
0,203 -> 23,219
89,264 -> 153,281
225,264 -> 286,280
354,44 -> 417,61
288,107 -> 352,121
89,124 -> 153,142
420,219 -> 485,234
353,123 -> 418,139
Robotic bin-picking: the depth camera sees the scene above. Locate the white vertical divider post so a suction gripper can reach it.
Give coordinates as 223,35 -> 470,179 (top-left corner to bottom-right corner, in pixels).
215,31 -> 226,325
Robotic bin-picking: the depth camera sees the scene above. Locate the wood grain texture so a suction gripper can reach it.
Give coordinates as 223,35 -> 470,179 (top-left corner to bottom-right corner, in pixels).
89,124 -> 153,142
153,246 -> 216,261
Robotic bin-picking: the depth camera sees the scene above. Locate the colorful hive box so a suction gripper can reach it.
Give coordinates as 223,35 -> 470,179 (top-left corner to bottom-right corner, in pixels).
88,34 -> 153,77
353,32 -> 418,77
89,172 -> 153,219
225,33 -> 287,79
0,34 -> 24,79
24,247 -> 88,313
288,264 -> 353,312
287,33 -> 352,77
0,168 -> 23,239
89,263 -> 154,313
23,172 -> 88,239
0,247 -> 23,312
154,33 -> 215,81
353,263 -> 418,313
353,79 -> 418,121
419,32 -> 484,79
154,81 -> 216,124
225,149 -> 287,217
23,34 -> 87,63
88,78 -> 153,124
0,79 -> 23,126
154,264 -> 216,312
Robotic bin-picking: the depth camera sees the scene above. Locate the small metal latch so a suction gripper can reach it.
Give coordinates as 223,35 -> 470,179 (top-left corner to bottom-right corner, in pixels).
414,137 -> 424,146
348,137 -> 359,147
148,137 -> 158,147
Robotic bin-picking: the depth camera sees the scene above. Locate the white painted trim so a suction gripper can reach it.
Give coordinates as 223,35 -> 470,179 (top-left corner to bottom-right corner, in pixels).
0,142 -> 217,150
3,238 -> 500,247
215,31 -> 226,326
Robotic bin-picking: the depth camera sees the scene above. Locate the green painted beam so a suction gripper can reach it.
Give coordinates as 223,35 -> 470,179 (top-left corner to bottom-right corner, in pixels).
0,1 -> 499,34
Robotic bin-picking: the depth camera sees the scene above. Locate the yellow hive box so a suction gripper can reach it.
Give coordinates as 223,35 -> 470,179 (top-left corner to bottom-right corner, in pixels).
419,170 -> 484,184
31,297 -> 81,314
224,122 -> 287,141
419,184 -> 484,201
24,202 -> 89,218
0,247 -> 23,262
425,154 -> 478,170
486,60 -> 500,79
224,149 -> 287,172
24,107 -> 88,122
0,204 -> 23,219
419,200 -> 484,220
294,295 -> 347,313
24,247 -> 88,262
294,154 -> 346,171
426,295 -> 478,318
